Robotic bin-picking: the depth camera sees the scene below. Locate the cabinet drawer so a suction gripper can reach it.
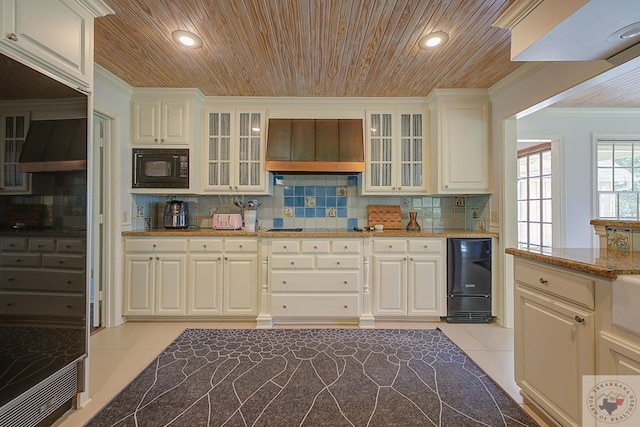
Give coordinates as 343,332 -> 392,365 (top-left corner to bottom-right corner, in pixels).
270,240 -> 300,254
317,256 -> 360,270
271,294 -> 359,318
28,239 -> 55,252
301,240 -> 330,254
0,253 -> 41,267
0,269 -> 85,292
56,239 -> 85,253
43,254 -> 85,270
332,240 -> 361,254
188,239 -> 223,253
373,239 -> 406,253
125,239 -> 187,252
408,239 -> 443,254
271,272 -> 359,292
515,260 -> 594,309
1,238 -> 27,251
270,256 -> 314,270
225,239 -> 258,253
0,291 -> 84,317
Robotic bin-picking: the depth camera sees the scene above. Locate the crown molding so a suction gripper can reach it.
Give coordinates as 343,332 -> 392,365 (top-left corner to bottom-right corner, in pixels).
530,107 -> 640,117
492,0 -> 544,29
76,0 -> 114,17
95,65 -> 133,97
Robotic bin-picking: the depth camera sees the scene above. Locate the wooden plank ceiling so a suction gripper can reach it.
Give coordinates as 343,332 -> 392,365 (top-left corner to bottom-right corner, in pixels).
94,0 -> 524,97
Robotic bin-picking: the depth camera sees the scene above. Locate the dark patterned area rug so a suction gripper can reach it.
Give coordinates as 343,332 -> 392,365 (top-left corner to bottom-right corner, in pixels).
85,328 -> 538,426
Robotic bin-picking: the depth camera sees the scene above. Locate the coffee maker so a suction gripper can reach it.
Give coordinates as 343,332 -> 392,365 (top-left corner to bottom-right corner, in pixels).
163,200 -> 189,229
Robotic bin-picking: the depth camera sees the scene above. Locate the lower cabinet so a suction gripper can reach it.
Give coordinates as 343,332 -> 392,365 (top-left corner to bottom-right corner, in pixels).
268,238 -> 362,321
513,258 -> 595,427
123,237 -> 258,318
372,238 -> 444,318
124,239 -> 187,316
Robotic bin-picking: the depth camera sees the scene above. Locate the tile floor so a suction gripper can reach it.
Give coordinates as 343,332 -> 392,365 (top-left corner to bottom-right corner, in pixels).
53,321 -> 551,427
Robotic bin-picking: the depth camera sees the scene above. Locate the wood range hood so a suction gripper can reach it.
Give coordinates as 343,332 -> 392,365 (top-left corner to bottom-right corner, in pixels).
266,119 -> 364,173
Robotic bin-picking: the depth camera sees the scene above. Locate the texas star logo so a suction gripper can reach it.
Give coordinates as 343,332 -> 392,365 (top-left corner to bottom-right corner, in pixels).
587,380 -> 637,423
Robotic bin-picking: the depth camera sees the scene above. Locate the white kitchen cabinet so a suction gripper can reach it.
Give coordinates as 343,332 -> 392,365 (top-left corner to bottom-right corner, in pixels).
514,258 -> 595,427
132,98 -> 192,145
363,111 -> 427,195
427,89 -> 491,194
188,237 -> 257,317
123,238 -> 187,316
372,238 -> 444,318
0,0 -> 105,90
0,112 -> 30,194
268,238 -> 362,322
203,109 -> 268,194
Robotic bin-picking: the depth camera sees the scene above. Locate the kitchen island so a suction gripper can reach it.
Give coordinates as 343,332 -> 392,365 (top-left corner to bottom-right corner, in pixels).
506,246 -> 640,427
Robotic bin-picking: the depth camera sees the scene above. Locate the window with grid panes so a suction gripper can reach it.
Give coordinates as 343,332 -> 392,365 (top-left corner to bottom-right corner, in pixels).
238,112 -> 261,187
400,113 -> 423,187
369,113 -> 393,187
517,143 -> 552,249
597,139 -> 640,219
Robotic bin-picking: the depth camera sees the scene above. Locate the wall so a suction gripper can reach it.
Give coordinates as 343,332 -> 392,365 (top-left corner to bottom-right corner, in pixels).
517,108 -> 640,247
131,174 -> 490,232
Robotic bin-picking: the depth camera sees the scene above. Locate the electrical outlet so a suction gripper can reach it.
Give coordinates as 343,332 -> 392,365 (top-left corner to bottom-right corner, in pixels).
490,210 -> 498,222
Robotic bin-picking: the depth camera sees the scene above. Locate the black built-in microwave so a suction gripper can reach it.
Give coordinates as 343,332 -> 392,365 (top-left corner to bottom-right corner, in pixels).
132,148 -> 189,188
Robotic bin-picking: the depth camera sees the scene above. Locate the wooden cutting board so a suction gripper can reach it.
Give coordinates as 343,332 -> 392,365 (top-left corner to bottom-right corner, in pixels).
367,205 -> 402,230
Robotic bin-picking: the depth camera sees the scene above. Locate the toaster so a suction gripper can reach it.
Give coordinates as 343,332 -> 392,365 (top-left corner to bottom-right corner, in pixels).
212,213 -> 243,230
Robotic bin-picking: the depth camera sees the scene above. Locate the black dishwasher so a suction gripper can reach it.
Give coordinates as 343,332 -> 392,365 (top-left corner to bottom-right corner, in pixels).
446,238 -> 493,323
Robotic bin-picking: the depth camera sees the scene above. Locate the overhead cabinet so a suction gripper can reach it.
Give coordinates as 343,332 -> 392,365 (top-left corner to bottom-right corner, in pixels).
203,109 -> 268,194
363,111 -> 427,194
0,0 -> 102,90
427,89 -> 491,194
132,98 -> 192,145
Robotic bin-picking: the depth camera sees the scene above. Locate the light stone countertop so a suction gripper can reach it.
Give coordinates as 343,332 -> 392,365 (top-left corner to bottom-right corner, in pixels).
122,228 -> 498,239
505,246 -> 640,279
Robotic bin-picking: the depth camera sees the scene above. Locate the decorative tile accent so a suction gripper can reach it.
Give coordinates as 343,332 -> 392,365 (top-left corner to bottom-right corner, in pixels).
304,196 -> 316,207
608,228 -> 631,251
284,208 -> 294,217
337,186 -> 348,196
326,207 -> 337,217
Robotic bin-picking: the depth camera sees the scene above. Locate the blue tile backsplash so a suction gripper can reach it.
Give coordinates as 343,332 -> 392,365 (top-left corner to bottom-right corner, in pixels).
131,174 -> 491,231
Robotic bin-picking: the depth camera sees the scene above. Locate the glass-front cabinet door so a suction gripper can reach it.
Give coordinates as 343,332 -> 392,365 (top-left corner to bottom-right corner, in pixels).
203,109 -> 267,194
1,113 -> 30,194
236,111 -> 263,190
364,111 -> 426,194
205,111 -> 231,188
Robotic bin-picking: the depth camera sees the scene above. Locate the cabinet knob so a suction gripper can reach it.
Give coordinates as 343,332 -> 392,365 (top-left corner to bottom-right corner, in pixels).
424,245 -> 428,249
224,257 -> 228,260
282,280 -> 286,284
6,303 -> 13,307
574,315 -> 584,323
388,245 -> 392,248
67,280 -> 72,284
539,278 -> 548,284
7,33 -> 18,42
283,305 -> 287,309
290,261 -> 295,265
37,244 -> 43,248
444,185 -> 449,189
239,244 -> 243,249
156,256 -> 159,260
154,138 -> 159,142
152,244 -> 156,248
66,244 -> 71,248
343,280 -> 347,285
313,245 -> 317,249
15,259 -> 21,263
8,278 -> 14,282
203,244 -> 207,248
344,245 -> 348,249
398,187 -> 402,190
58,260 -> 64,264
161,138 -> 165,143
344,305 -> 348,309
66,305 -> 73,309
336,261 -> 341,265
283,245 -> 287,249
149,256 -> 153,260
410,257 -> 414,261
9,244 -> 15,247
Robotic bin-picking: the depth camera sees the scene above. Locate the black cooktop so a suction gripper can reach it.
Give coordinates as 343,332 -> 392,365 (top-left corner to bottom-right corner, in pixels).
266,228 -> 303,232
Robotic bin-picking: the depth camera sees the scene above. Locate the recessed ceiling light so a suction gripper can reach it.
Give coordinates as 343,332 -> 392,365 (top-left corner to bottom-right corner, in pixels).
609,21 -> 640,41
172,30 -> 203,48
418,31 -> 449,49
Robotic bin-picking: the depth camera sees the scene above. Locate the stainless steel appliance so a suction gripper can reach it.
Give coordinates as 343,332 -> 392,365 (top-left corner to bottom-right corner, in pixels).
447,238 -> 492,323
132,148 -> 189,188
163,200 -> 189,229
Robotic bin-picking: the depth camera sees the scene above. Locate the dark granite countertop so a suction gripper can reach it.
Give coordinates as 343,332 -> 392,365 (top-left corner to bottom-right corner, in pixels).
505,246 -> 640,279
0,230 -> 86,237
